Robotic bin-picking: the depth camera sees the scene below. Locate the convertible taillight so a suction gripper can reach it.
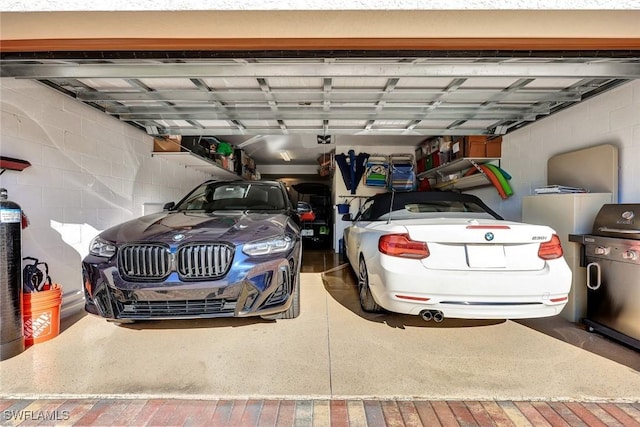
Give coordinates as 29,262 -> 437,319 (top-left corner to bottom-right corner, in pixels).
538,234 -> 564,260
378,233 -> 430,259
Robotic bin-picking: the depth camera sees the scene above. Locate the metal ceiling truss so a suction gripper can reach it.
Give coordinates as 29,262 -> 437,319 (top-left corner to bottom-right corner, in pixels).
2,56 -> 638,137
4,61 -> 640,79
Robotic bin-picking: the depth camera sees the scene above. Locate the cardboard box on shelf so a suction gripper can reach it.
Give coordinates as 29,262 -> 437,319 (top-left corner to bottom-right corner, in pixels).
153,137 -> 181,152
464,136 -> 487,158
450,137 -> 464,160
415,138 -> 433,159
486,137 -> 502,157
429,138 -> 439,154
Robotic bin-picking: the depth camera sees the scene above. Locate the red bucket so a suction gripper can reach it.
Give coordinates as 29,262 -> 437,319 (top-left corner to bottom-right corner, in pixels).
22,284 -> 62,346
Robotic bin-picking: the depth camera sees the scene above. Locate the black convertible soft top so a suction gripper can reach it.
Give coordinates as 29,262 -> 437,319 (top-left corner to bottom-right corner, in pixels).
363,191 -> 503,220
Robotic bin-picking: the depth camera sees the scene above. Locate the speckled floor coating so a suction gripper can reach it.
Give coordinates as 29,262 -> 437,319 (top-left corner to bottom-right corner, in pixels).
1,268 -> 639,402
1,249 -> 639,426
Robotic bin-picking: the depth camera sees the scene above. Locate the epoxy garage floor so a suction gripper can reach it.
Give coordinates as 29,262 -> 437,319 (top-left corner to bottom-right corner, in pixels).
1,250 -> 639,425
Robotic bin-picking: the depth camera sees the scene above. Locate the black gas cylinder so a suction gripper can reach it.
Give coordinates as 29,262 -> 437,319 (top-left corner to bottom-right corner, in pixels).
0,188 -> 25,360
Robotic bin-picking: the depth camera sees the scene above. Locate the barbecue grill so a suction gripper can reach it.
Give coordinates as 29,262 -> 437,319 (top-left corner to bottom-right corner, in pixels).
569,204 -> 640,350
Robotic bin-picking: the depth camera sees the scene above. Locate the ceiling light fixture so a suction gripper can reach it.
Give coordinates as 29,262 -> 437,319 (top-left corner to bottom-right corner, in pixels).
280,151 -> 292,162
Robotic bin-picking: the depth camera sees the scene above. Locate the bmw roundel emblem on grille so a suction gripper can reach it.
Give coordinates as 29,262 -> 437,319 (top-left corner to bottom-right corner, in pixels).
484,232 -> 495,241
173,233 -> 186,242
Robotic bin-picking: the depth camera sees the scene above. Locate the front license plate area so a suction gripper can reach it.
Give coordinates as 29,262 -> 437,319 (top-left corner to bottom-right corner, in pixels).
466,244 -> 506,268
301,229 -> 314,237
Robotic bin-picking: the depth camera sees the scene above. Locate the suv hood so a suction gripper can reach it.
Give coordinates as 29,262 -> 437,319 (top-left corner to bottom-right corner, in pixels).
99,210 -> 290,246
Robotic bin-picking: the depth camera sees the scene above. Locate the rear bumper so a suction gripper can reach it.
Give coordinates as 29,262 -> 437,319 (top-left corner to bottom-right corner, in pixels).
376,296 -> 567,319
369,254 -> 572,320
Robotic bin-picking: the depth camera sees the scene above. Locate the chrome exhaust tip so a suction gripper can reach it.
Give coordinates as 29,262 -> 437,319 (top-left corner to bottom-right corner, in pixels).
433,311 -> 444,323
420,310 -> 433,322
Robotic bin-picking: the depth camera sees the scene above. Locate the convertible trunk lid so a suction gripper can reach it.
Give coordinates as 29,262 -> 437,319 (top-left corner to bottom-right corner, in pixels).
401,219 -> 555,271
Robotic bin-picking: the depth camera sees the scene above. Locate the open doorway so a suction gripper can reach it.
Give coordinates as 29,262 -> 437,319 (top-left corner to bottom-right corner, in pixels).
292,182 -> 332,250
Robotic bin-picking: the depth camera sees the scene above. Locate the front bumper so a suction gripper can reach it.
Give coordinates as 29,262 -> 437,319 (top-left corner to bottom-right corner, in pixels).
82,249 -> 300,321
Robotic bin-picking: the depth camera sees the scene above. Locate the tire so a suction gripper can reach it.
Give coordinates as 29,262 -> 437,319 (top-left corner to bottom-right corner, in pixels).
342,238 -> 349,263
279,274 -> 300,319
358,256 -> 383,313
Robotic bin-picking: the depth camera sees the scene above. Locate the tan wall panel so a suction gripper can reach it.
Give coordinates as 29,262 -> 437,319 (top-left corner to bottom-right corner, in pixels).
2,10 -> 640,41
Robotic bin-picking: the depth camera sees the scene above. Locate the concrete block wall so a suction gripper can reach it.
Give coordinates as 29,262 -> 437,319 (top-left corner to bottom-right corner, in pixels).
476,79 -> 640,222
0,78 -> 209,315
331,81 -> 639,251
332,145 -> 415,252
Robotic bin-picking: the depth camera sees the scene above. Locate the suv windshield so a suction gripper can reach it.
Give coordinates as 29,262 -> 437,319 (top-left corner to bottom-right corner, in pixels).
175,182 -> 286,211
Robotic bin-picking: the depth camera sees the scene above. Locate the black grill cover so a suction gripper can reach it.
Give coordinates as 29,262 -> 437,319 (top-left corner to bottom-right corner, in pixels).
592,204 -> 640,240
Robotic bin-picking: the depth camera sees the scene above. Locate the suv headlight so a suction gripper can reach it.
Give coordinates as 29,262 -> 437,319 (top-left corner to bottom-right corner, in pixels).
89,236 -> 117,258
243,235 -> 294,256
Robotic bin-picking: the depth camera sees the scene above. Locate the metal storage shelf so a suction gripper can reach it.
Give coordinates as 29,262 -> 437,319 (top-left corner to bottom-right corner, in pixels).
152,151 -> 241,180
417,157 -> 499,179
417,157 -> 500,191
432,173 -> 492,191
0,155 -> 31,175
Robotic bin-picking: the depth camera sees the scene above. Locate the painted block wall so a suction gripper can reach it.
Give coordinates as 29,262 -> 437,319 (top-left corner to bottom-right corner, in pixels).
331,80 -> 640,251
473,80 -> 640,222
0,78 -> 210,316
332,146 -> 415,252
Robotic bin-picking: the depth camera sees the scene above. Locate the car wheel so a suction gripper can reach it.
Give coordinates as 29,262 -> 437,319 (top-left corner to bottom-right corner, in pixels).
358,256 -> 383,313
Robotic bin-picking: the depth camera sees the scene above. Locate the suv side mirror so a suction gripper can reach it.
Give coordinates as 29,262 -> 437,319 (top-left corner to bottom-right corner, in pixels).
341,213 -> 353,221
163,202 -> 176,211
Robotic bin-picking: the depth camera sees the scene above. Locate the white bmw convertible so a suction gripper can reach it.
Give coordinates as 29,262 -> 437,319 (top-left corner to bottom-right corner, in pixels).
342,191 -> 571,321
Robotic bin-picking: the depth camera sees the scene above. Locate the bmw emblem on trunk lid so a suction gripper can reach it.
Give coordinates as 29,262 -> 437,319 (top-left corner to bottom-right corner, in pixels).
484,232 -> 495,241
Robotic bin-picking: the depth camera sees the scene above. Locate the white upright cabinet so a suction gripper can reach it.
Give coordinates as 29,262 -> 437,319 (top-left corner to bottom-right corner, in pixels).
522,193 -> 612,323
